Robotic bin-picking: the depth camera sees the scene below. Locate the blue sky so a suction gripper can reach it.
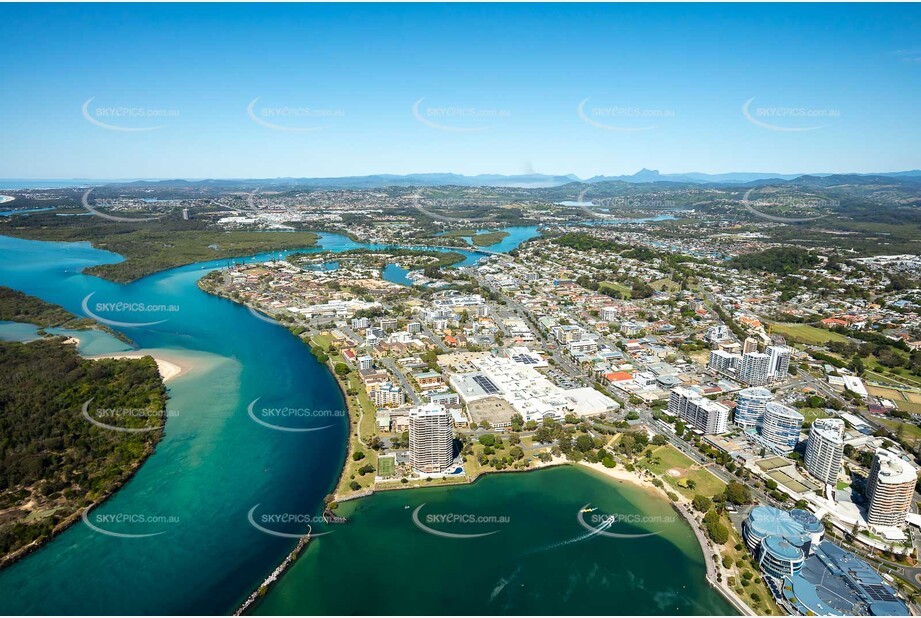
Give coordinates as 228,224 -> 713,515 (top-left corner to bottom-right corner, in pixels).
1,3 -> 919,179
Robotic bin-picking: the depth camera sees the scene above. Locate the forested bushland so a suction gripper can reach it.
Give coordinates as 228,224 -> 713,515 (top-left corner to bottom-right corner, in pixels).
729,247 -> 821,274
0,286 -> 89,328
0,338 -> 167,562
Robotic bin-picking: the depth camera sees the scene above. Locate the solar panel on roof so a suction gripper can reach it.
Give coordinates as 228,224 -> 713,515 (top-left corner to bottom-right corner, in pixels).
472,375 -> 500,394
863,585 -> 898,602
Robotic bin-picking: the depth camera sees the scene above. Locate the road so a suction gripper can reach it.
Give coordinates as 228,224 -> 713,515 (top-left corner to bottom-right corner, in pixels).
419,322 -> 448,352
380,357 -> 421,405
476,274 -> 586,380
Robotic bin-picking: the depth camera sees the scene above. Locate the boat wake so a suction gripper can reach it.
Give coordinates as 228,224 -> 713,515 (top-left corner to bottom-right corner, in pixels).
522,513 -> 615,556
488,565 -> 521,603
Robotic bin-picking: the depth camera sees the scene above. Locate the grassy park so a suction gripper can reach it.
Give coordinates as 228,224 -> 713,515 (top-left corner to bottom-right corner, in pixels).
638,444 -> 726,499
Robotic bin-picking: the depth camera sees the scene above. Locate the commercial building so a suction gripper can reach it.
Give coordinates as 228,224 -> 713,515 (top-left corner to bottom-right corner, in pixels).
734,386 -> 772,431
550,324 -> 586,343
431,293 -> 485,309
449,354 -> 617,424
708,349 -> 741,374
804,418 -> 845,485
409,403 -> 454,474
740,351 -> 771,386
777,542 -> 908,616
866,448 -> 919,527
760,402 -> 804,453
742,507 -> 823,578
827,374 -> 870,398
766,345 -> 792,380
568,339 -> 598,355
668,387 -> 729,434
743,337 -> 759,354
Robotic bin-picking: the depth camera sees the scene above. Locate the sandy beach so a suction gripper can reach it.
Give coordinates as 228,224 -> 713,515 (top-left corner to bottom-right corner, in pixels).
0,196 -> 14,204
87,350 -> 192,382
579,460 -> 676,499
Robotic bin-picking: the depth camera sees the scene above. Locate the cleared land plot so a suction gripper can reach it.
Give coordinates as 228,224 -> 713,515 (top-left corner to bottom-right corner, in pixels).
599,281 -> 631,299
466,396 -> 516,427
876,417 -> 921,442
770,323 -> 850,345
867,384 -> 909,401
899,402 -> 921,414
867,385 -> 921,415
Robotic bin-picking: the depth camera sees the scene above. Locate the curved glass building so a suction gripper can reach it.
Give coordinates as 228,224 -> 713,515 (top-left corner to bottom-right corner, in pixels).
743,506 -> 821,554
747,508 -> 909,616
734,387 -> 772,431
804,418 -> 845,485
760,402 -> 804,453
759,535 -> 806,577
743,507 -> 823,578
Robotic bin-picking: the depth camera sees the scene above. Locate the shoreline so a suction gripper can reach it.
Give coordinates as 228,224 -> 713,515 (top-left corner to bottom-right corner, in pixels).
238,461 -> 755,616
0,348 -> 170,574
86,349 -> 194,382
577,461 -> 756,616
324,348 -> 363,503
359,455 -> 570,502
0,442 -> 161,573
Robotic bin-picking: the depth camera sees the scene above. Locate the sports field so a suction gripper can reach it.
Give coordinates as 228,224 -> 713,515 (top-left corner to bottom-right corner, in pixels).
756,456 -> 790,471
638,444 -> 726,499
867,384 -> 921,415
768,470 -> 810,493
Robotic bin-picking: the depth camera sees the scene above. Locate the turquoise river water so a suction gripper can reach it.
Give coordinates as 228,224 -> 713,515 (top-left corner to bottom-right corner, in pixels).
0,226 -> 732,615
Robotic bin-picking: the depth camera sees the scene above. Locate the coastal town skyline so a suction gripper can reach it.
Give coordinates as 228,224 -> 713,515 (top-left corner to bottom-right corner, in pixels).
3,3 -> 921,618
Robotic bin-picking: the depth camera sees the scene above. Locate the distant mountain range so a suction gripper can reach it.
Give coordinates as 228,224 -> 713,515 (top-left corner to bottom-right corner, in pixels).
585,168 -> 921,185
3,169 -> 920,191
113,169 -> 921,190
